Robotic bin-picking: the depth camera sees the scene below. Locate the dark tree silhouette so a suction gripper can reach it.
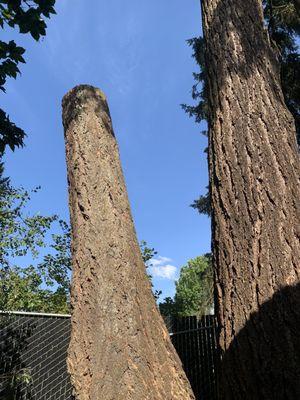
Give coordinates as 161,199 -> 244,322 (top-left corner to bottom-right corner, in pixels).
221,283 -> 300,399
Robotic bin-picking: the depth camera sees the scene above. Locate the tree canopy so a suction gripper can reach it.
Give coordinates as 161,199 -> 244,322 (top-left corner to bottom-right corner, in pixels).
0,164 -> 71,313
159,254 -> 213,317
0,173 -> 162,313
0,0 -> 56,154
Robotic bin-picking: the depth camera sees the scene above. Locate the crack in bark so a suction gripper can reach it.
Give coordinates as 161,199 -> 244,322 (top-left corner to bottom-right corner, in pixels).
63,85 -> 195,400
202,0 -> 300,398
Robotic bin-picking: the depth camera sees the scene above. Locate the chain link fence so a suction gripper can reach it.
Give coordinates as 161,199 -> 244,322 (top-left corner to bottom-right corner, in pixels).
0,312 -> 217,400
0,312 -> 73,400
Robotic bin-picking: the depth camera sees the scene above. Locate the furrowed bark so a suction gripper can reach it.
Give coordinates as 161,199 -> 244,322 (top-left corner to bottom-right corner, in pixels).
62,85 -> 195,400
293,0 -> 300,17
201,0 -> 300,399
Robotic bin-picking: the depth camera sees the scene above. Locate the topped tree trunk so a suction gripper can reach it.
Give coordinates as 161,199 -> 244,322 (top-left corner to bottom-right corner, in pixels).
62,85 -> 195,400
201,0 -> 300,399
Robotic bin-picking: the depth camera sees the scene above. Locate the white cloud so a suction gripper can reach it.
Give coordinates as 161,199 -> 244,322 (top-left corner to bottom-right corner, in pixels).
151,264 -> 177,279
151,256 -> 172,267
149,256 -> 177,280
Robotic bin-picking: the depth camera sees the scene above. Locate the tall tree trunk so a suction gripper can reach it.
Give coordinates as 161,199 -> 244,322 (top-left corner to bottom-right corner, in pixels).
293,0 -> 300,17
201,1 -> 300,399
62,85 -> 195,400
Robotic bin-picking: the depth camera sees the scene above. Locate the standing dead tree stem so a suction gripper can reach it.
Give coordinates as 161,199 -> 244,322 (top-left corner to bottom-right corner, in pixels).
62,85 -> 195,400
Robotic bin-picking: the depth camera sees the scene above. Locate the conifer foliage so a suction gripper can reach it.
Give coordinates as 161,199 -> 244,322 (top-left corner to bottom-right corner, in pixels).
184,0 -> 300,215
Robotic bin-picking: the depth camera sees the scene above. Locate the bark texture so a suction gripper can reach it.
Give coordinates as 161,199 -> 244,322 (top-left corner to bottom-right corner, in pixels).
201,1 -> 300,399
293,0 -> 300,17
62,85 -> 195,400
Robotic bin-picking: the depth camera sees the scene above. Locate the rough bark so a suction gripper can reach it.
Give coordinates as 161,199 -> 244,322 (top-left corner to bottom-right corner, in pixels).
293,0 -> 300,17
62,85 -> 195,400
201,0 -> 300,399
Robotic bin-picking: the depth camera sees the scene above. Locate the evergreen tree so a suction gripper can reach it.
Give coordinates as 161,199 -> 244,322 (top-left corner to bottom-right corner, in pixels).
183,0 -> 300,215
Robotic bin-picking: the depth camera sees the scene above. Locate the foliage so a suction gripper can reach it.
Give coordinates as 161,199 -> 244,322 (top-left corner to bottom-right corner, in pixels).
159,254 -> 213,317
140,240 -> 157,265
2,367 -> 33,400
140,240 -> 162,300
0,0 -> 56,154
0,265 -> 70,313
190,187 -> 211,216
181,37 -> 208,128
174,254 -> 213,317
0,313 -> 34,399
0,164 -> 71,313
0,179 -> 160,312
181,35 -> 211,217
184,0 -> 300,216
264,0 -> 300,142
158,296 -> 178,317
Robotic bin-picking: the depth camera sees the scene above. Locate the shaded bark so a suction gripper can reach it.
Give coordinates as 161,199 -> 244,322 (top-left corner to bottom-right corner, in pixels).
201,0 -> 300,399
293,0 -> 300,17
62,85 -> 195,400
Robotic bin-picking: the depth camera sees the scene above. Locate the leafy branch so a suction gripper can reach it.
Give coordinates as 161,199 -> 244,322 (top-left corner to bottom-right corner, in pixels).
0,0 -> 56,154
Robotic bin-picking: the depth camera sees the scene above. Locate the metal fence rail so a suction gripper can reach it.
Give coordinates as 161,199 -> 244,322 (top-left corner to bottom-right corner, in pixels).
0,312 -> 217,400
165,315 -> 218,400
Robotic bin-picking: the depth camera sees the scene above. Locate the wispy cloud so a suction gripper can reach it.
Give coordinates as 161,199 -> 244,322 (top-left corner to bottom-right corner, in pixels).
149,256 -> 177,280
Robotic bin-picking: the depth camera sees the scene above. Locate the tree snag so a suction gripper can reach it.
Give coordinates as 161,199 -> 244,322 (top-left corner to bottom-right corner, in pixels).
62,85 -> 195,400
201,1 -> 300,399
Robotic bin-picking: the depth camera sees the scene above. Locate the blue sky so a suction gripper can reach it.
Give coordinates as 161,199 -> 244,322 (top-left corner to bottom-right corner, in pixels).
3,0 -> 210,300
